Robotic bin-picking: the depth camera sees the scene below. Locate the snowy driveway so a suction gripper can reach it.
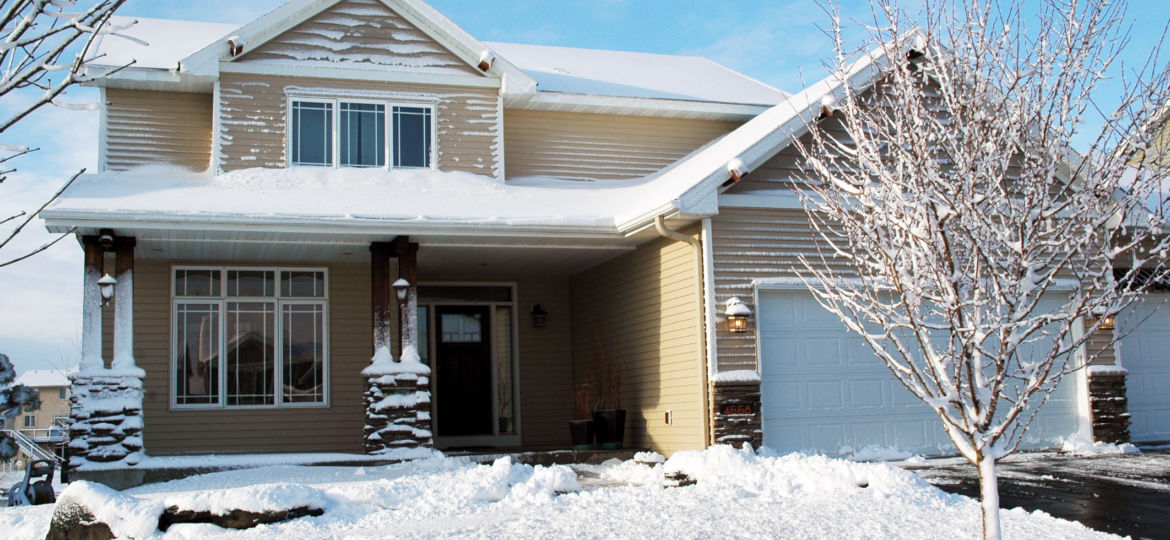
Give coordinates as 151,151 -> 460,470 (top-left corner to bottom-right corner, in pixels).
909,449 -> 1170,539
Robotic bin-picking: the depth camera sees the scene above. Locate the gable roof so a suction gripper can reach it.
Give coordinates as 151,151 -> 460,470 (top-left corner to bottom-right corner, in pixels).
86,1 -> 784,114
15,369 -> 73,389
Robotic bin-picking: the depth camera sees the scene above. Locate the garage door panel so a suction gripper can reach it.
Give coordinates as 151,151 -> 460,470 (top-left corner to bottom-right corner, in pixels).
1119,296 -> 1170,442
759,290 -> 1082,456
848,380 -> 884,408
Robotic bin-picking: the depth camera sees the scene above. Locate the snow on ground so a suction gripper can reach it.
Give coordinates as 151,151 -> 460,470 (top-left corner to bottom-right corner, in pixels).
0,446 -> 1115,539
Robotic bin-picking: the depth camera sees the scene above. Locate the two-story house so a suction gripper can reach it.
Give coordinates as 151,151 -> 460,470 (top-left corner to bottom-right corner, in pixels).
3,370 -> 71,463
41,0 -> 1150,479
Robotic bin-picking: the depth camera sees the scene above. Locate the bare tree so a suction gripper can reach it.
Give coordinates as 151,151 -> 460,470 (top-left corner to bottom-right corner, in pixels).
795,2 -> 1170,538
0,0 -> 129,268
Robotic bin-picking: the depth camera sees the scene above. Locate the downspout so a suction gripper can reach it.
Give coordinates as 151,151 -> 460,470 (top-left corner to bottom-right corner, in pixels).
655,215 -> 712,448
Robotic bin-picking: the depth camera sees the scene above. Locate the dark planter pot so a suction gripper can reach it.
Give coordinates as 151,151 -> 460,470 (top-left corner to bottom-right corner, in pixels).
592,409 -> 626,450
568,419 -> 594,450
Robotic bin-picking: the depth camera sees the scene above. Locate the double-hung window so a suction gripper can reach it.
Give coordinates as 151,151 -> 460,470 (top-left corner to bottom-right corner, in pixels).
173,268 -> 328,409
290,97 -> 433,169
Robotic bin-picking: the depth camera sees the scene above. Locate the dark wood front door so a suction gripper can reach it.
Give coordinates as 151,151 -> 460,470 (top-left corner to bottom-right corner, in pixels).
435,305 -> 493,437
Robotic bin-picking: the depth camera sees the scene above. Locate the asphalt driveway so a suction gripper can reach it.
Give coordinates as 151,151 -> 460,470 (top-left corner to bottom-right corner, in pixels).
907,449 -> 1170,539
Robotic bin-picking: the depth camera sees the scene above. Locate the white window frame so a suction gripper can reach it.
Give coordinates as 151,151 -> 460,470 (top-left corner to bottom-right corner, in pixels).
286,94 -> 437,170
170,266 -> 331,411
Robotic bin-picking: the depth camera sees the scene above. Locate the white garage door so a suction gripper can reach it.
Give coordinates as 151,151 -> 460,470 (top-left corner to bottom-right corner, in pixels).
1118,296 -> 1170,443
758,290 -> 1084,457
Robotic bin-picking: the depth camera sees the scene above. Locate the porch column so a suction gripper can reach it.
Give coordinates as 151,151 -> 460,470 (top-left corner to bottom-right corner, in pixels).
80,236 -> 104,372
362,239 -> 432,452
370,242 -> 394,360
112,237 -> 138,373
397,238 -> 420,362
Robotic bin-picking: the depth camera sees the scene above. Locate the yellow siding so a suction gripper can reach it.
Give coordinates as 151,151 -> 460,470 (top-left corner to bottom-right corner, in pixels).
569,231 -> 707,455
1086,324 -> 1116,367
135,260 -> 370,455
239,0 -> 477,76
504,109 -> 740,181
104,89 -> 212,171
218,72 -> 500,176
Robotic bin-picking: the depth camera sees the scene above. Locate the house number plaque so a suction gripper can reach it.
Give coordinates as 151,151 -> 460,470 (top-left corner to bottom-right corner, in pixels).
721,403 -> 755,416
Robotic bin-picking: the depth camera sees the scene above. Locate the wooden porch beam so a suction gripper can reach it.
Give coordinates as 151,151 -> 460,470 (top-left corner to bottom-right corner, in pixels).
370,242 -> 393,355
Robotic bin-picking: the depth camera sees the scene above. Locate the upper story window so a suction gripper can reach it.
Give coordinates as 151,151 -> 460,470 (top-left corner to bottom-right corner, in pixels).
290,97 -> 433,169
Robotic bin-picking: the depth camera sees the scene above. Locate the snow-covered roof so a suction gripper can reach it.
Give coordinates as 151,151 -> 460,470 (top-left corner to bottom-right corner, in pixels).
43,166 -> 700,236
89,14 -> 783,107
96,16 -> 239,70
485,42 -> 787,106
14,369 -> 72,388
49,33 -> 900,240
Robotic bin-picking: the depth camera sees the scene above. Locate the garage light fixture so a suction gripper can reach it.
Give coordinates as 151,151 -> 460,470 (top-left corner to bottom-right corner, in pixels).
724,297 -> 753,333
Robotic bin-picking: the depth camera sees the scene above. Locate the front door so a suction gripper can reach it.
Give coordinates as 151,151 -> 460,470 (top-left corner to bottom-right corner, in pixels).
435,305 -> 493,437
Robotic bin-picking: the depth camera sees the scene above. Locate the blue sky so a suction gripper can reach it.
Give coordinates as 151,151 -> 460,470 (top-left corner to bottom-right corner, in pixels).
0,0 -> 1167,374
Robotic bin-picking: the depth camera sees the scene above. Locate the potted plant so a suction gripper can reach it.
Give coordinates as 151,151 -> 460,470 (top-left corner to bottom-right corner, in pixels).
568,383 -> 594,450
591,336 -> 626,450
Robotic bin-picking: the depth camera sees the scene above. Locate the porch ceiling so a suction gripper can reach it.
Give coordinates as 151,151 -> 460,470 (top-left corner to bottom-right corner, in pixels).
127,231 -> 634,278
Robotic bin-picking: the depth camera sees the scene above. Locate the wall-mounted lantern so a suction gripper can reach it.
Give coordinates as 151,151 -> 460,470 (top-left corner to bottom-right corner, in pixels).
724,297 -> 753,333
1098,313 -> 1116,331
530,304 -> 549,328
98,273 -> 117,307
393,278 -> 410,301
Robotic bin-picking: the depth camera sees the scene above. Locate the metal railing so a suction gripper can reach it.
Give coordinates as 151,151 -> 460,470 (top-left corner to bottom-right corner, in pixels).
0,429 -> 60,464
16,427 -> 67,444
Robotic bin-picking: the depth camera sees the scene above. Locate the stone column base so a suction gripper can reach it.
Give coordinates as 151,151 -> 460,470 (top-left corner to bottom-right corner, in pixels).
710,380 -> 763,449
67,373 -> 145,469
364,373 -> 433,452
1087,368 -> 1131,444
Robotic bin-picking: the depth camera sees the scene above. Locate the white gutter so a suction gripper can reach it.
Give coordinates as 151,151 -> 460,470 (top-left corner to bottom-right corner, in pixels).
41,211 -> 626,240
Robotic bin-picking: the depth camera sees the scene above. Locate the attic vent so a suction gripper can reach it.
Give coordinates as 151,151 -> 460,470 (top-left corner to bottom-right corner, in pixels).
228,36 -> 245,57
477,50 -> 496,72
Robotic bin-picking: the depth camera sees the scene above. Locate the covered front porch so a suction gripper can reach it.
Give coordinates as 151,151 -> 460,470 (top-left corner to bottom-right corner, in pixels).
57,222 -> 709,466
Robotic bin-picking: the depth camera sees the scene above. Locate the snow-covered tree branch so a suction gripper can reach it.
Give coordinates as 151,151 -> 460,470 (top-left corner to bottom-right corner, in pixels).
796,2 -> 1170,539
0,0 -> 129,268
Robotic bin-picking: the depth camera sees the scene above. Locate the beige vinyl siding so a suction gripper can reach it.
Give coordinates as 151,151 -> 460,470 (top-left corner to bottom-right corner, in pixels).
710,208 -> 844,373
218,72 -> 500,176
103,89 -> 212,171
135,260 -> 370,455
1087,324 -> 1117,367
505,109 -> 739,181
239,0 -> 477,76
569,232 -> 706,455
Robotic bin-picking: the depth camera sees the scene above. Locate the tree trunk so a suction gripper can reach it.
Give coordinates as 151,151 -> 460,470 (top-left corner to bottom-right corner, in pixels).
977,453 -> 1002,540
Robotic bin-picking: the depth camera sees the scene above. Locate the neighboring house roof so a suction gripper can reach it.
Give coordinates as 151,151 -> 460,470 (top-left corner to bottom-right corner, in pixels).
14,369 -> 73,389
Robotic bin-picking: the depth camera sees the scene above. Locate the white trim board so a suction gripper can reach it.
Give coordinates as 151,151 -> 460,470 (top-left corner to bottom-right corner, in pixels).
220,62 -> 502,89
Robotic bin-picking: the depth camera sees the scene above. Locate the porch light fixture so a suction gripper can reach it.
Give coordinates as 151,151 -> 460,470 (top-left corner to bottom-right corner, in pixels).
98,273 -> 117,306
393,278 -> 410,301
724,297 -> 752,333
530,304 -> 549,328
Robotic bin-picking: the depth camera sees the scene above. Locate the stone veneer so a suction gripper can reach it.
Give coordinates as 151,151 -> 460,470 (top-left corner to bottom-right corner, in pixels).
710,380 -> 763,449
1087,368 -> 1131,444
67,373 -> 145,468
363,373 -> 433,452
